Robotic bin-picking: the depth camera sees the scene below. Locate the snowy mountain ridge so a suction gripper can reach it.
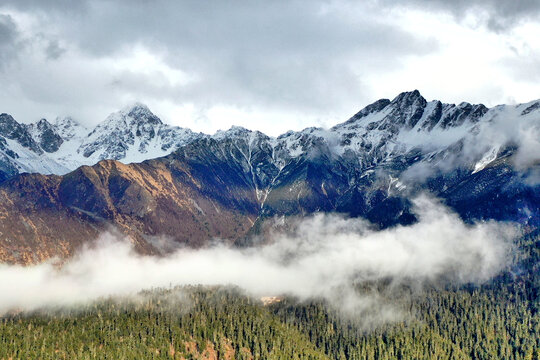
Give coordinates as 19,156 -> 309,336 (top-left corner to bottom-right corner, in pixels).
0,90 -> 539,183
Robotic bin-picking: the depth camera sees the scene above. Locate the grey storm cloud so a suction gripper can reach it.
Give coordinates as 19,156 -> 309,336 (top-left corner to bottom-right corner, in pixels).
0,14 -> 19,64
0,0 -> 538,132
379,0 -> 540,31
44,39 -> 66,60
0,0 -> 437,117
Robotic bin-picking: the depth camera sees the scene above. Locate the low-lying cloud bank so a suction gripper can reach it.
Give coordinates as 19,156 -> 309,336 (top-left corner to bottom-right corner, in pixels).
0,196 -> 516,317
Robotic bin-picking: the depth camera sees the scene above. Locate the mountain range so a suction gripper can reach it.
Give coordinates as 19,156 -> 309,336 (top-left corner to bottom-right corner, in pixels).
0,90 -> 538,263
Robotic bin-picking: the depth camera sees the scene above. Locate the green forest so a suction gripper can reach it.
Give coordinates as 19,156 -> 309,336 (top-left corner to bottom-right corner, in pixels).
0,232 -> 538,359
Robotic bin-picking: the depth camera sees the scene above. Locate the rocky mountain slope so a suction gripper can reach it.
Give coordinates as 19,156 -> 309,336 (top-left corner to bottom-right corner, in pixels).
0,90 -> 538,263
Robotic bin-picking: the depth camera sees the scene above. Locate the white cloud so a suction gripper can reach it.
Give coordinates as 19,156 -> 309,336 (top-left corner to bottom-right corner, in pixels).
0,196 -> 515,320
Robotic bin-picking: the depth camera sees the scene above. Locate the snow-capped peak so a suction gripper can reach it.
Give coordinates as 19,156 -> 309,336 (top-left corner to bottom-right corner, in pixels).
121,101 -> 151,113
27,118 -> 64,153
121,102 -> 162,126
391,89 -> 424,105
1,91 -> 539,184
34,118 -> 54,129
213,125 -> 254,140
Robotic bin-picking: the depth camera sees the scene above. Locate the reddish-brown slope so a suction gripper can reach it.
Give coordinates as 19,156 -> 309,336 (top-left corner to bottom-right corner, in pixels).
0,155 -> 260,264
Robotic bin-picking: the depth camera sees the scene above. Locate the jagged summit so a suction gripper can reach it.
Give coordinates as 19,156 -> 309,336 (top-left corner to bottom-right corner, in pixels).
337,89 -> 427,129
80,104 -> 169,160
27,118 -> 63,153
96,103 -> 162,130
121,102 -> 163,126
122,101 -> 150,112
335,89 -> 491,135
0,113 -> 43,154
213,125 -> 254,139
389,89 -> 424,107
35,118 -> 53,128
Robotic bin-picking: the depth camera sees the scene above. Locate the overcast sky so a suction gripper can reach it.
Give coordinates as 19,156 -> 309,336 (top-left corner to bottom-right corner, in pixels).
0,0 -> 539,135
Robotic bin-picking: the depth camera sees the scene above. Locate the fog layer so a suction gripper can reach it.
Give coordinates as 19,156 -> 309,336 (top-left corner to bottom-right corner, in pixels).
0,196 -> 515,316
